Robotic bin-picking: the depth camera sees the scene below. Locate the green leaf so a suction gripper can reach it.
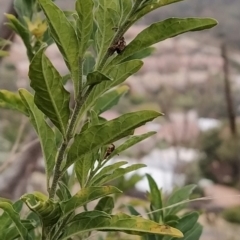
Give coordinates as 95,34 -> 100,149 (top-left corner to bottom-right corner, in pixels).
89,110 -> 100,125
0,200 -> 29,240
112,18 -> 218,64
4,14 -> 33,60
94,0 -> 116,68
21,192 -> 62,227
29,46 -> 70,136
38,0 -> 80,96
14,0 -> 35,20
166,184 -> 196,215
75,59 -> 143,132
182,223 -> 202,240
108,131 -> 157,159
119,0 -> 132,25
95,196 -> 114,214
132,0 -> 184,23
93,85 -> 129,114
89,161 -> 128,186
0,90 -> 28,115
56,182 -> 72,201
19,89 -> 57,187
119,174 -> 144,192
74,152 -> 96,188
59,211 -> 183,240
107,0 -> 120,13
164,215 -> 180,227
1,220 -> 36,240
124,47 -> 155,62
163,212 -> 199,240
127,205 -> 141,216
60,186 -> 121,215
97,163 -> 146,186
75,0 -> 94,55
66,110 -> 160,169
0,200 -> 23,232
146,174 -> 163,223
83,52 -> 95,75
12,200 -> 24,213
85,71 -> 112,87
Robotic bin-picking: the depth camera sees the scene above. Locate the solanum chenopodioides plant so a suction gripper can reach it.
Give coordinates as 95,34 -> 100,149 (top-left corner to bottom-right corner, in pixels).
0,0 -> 217,239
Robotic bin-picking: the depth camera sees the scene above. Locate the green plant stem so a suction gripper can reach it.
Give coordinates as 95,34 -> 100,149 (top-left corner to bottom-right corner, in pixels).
49,58 -> 85,199
97,0 -> 141,71
48,0 -> 144,215
49,88 -> 93,199
49,141 -> 68,199
49,103 -> 81,198
71,3 -> 141,134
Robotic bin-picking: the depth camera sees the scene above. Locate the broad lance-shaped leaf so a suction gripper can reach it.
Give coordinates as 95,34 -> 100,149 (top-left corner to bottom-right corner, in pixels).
89,110 -> 100,125
127,206 -> 141,216
88,161 -> 128,186
4,14 -> 33,60
74,60 -> 143,131
182,223 -> 203,240
14,0 -> 35,20
107,131 -> 156,159
0,90 -> 28,115
93,85 -> 129,114
66,110 -> 160,169
94,0 -> 116,68
0,220 -> 36,240
74,152 -> 96,188
112,18 -> 218,64
85,71 -> 112,87
94,163 -> 146,186
83,52 -> 95,75
132,0 -> 183,24
56,182 -> 72,201
0,200 -> 34,238
119,0 -> 132,25
0,200 -> 29,240
29,47 -> 70,136
95,196 -> 114,214
164,215 -> 180,226
163,212 -> 199,240
166,184 -> 196,215
19,89 -> 57,187
0,200 -> 24,233
38,0 -> 80,96
124,47 -> 155,62
75,0 -> 93,55
59,211 -> 183,240
146,174 -> 163,223
60,186 -> 121,215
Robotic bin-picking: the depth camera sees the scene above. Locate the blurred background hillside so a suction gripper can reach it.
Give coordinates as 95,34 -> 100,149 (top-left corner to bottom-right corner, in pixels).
1,1 -> 240,240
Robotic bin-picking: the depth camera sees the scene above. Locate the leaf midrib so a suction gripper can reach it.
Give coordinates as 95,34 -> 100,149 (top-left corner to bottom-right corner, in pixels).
40,54 -> 66,135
